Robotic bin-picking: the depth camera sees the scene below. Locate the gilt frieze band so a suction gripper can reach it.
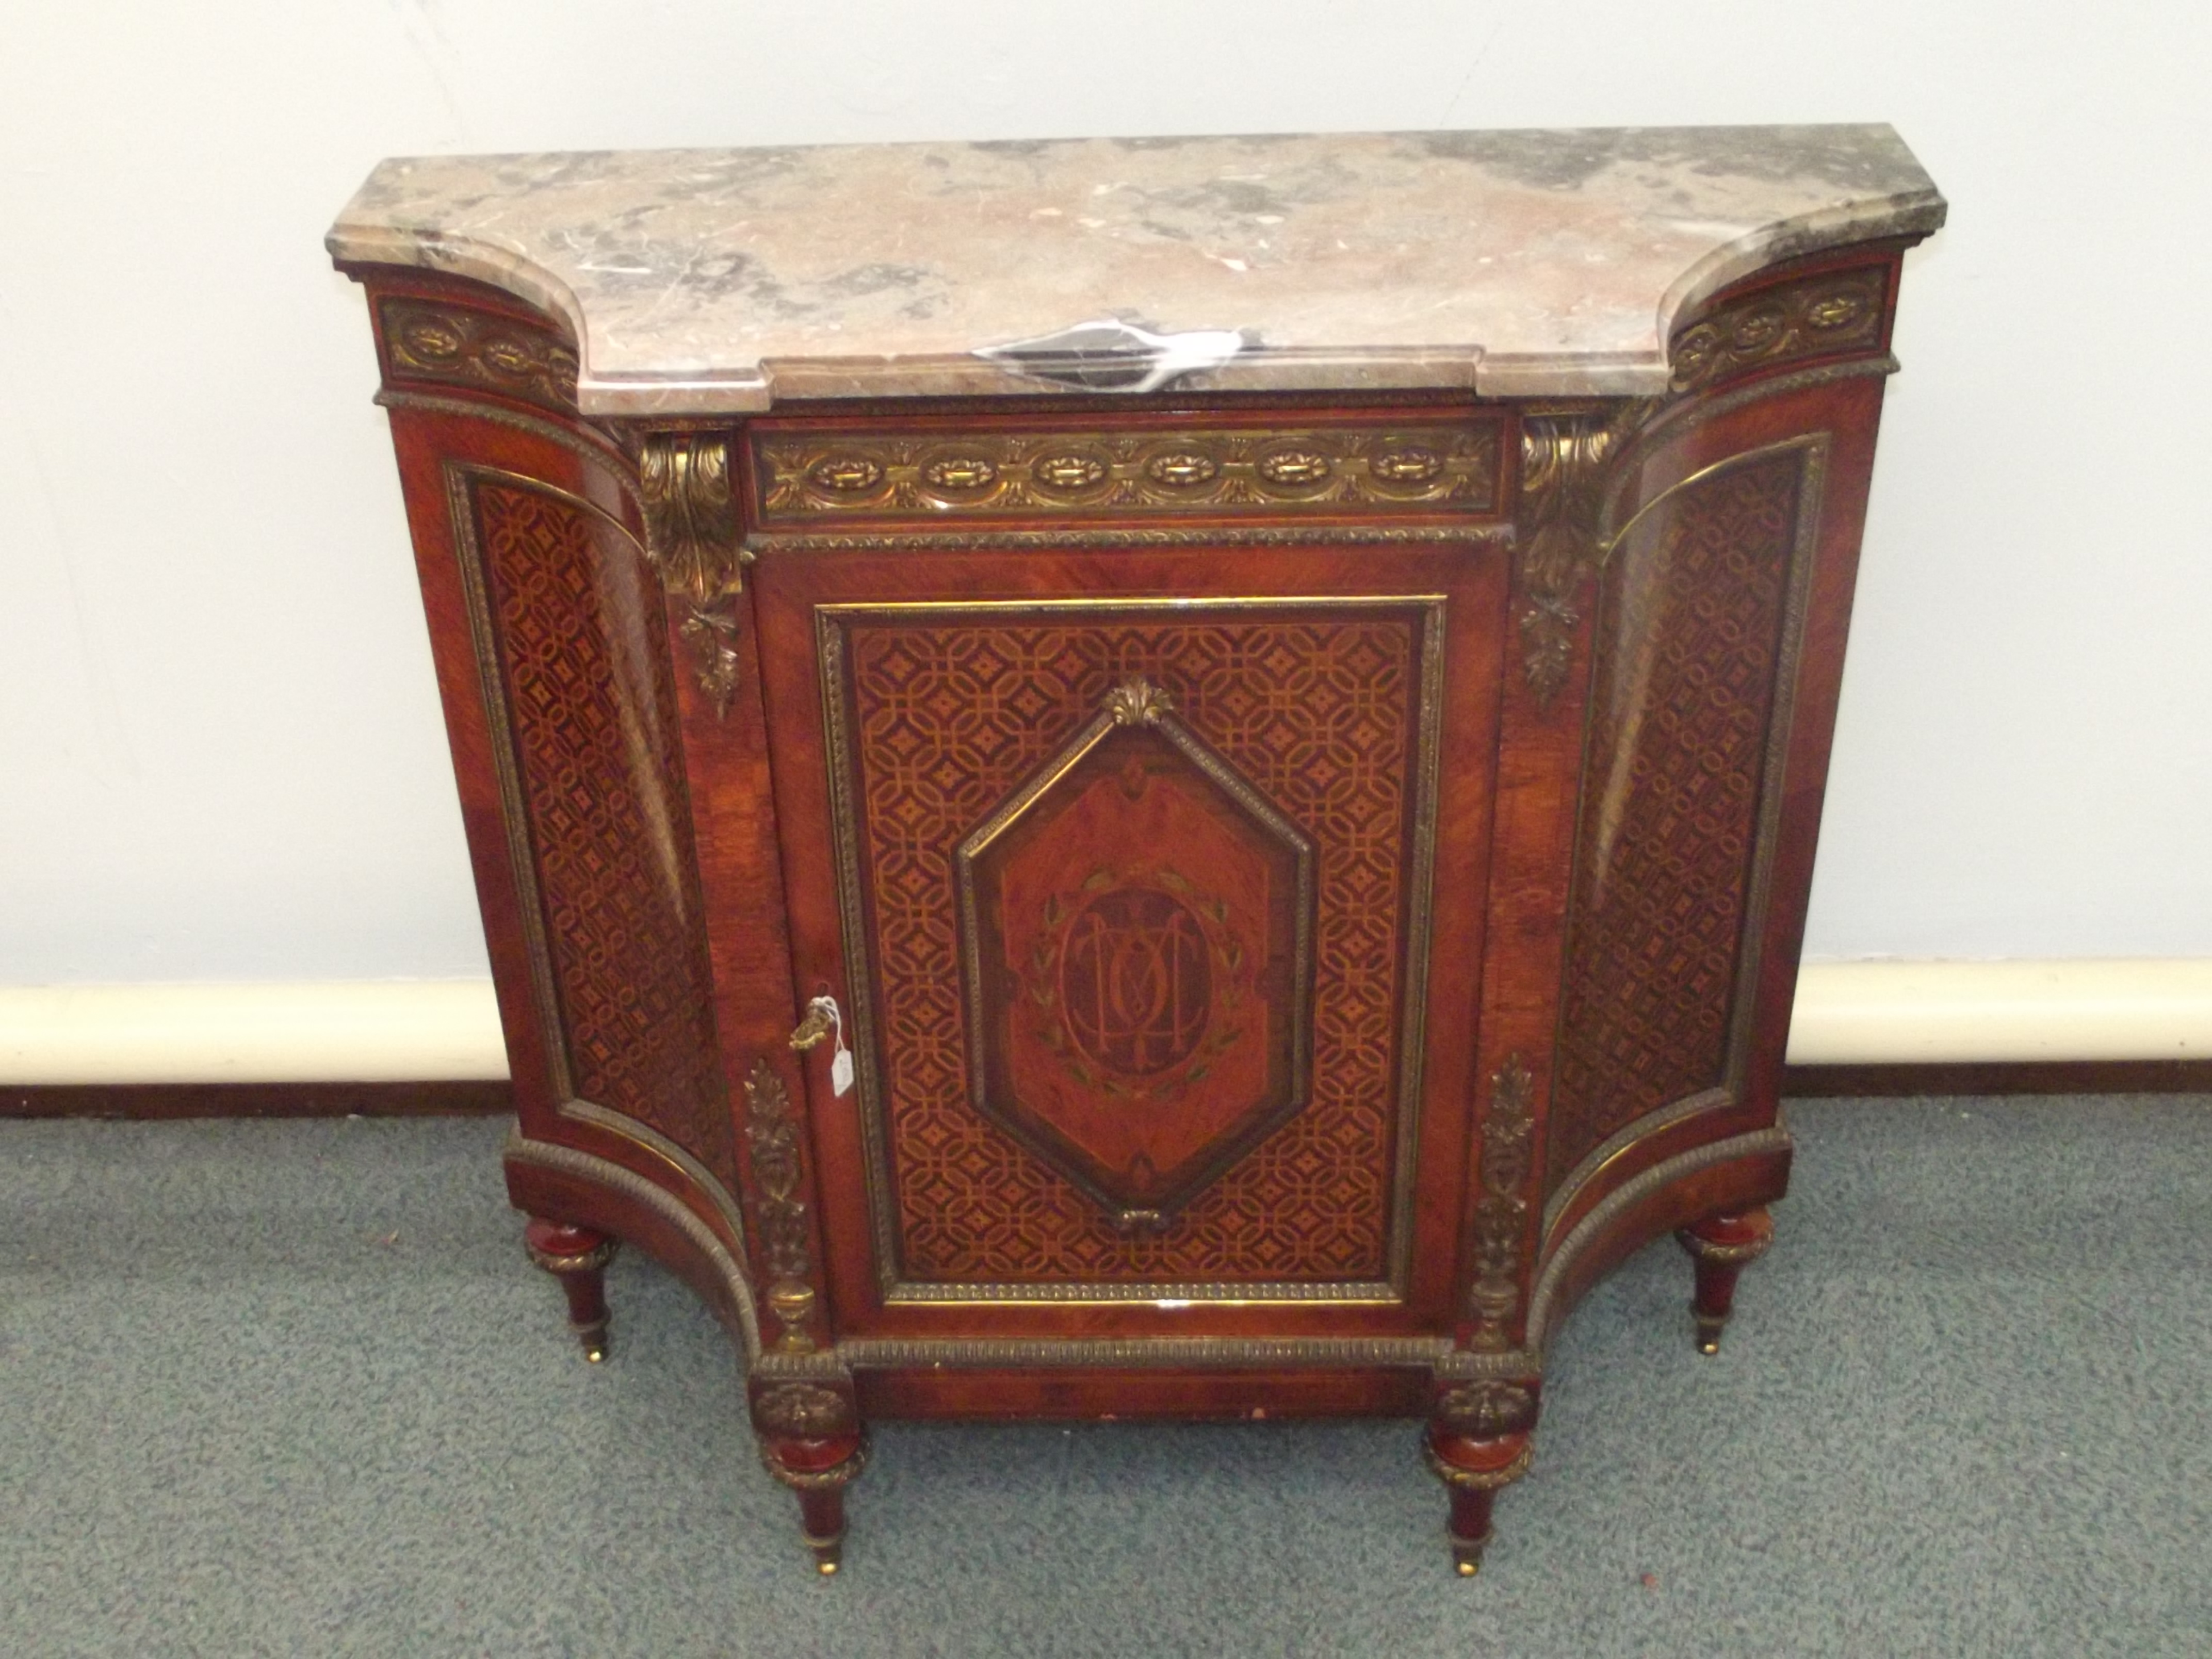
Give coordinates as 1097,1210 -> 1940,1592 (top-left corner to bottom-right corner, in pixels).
379,299 -> 579,414
750,419 -> 1502,525
1669,265 -> 1888,394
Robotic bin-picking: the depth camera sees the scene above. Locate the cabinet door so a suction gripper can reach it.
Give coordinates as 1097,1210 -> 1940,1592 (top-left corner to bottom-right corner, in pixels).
752,541 -> 1506,1339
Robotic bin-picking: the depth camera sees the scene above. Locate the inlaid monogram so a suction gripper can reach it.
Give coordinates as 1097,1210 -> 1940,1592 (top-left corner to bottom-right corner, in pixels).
1060,887 -> 1214,1077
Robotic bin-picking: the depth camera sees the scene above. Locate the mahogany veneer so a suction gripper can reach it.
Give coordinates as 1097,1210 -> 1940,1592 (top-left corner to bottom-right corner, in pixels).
334,136 -> 1941,1575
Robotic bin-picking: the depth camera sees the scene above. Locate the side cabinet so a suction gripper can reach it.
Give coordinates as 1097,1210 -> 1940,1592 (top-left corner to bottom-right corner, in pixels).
341,231 -> 1914,1573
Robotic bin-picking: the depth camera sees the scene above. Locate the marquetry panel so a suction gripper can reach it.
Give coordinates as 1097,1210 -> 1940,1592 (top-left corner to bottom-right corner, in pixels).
827,606 -> 1437,1286
381,298 -> 579,414
957,677 -> 1315,1228
469,479 -> 735,1186
750,417 -> 1502,525
1544,450 -> 1808,1188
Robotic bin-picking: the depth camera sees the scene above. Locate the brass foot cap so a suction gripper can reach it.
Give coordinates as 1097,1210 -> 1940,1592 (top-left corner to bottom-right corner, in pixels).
1696,1338 -> 1720,1356
1456,1559 -> 1478,1577
584,1345 -> 608,1363
816,1560 -> 839,1576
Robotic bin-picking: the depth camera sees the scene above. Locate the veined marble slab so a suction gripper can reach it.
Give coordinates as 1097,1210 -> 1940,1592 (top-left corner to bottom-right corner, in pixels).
328,126 -> 1944,416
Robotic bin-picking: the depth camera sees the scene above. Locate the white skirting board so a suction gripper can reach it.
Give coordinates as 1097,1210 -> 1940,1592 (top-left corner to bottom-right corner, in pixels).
2,962 -> 2210,1084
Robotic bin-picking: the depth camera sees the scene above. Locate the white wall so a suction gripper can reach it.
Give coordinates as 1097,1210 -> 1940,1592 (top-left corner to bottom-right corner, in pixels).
4,1 -> 2208,989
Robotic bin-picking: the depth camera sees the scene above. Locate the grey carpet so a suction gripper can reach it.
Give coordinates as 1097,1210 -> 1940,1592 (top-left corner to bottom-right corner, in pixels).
3,1097 -> 2207,1657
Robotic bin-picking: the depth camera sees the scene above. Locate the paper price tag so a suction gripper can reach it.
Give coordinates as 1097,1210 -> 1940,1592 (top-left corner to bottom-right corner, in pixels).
799,993 -> 857,1096
812,996 -> 856,1097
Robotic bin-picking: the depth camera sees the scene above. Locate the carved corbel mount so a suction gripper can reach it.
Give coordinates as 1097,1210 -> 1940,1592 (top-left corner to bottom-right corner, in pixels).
1514,406 -> 1650,704
640,433 -> 743,602
640,432 -> 753,715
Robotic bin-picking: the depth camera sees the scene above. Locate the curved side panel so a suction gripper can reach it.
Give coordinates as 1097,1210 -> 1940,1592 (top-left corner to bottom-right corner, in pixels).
1544,440 -> 1823,1192
446,463 -> 736,1190
1532,246 -> 1911,1256
355,269 -> 746,1242
507,1132 -> 762,1363
1525,1126 -> 1792,1356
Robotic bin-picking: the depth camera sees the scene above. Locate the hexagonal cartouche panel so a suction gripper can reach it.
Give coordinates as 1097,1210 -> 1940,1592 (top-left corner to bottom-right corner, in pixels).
956,678 -> 1314,1228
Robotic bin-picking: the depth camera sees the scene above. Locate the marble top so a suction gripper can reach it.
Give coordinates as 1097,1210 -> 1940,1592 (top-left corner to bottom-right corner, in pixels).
328,126 -> 1944,416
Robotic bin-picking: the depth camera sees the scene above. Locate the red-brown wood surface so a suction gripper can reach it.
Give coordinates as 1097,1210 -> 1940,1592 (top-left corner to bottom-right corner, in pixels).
855,1365 -> 1431,1421
747,536 -> 1506,1343
340,229 -> 1937,1579
24,1055 -> 2208,1123
347,267 -> 757,1314
1536,249 -> 1902,1259
342,233 -> 1926,1456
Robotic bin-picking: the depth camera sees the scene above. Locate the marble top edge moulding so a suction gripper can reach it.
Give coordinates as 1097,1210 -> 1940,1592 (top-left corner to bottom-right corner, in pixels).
327,123 -> 1945,416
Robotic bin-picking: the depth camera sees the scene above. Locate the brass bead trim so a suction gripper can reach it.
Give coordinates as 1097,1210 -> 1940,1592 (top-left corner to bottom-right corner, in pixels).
524,1238 -> 618,1276
377,390 -> 638,498
1674,1228 -> 1775,1267
1423,1437 -> 1535,1492
746,523 -> 1504,552
837,1336 -> 1453,1370
758,1438 -> 869,1492
1523,1125 -> 1792,1354
503,1132 -> 765,1363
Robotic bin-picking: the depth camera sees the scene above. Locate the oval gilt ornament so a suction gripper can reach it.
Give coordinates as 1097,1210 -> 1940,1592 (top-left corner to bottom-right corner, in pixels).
1805,291 -> 1866,330
1257,448 -> 1332,487
1370,447 -> 1444,484
924,455 -> 998,490
1033,452 -> 1109,490
400,321 -> 464,360
811,456 -> 885,493
1146,450 -> 1219,487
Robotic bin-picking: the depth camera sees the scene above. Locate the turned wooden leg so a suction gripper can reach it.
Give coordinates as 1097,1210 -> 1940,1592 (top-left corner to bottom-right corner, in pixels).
523,1217 -> 618,1362
1425,1378 -> 1540,1576
1674,1206 -> 1777,1356
753,1380 -> 867,1574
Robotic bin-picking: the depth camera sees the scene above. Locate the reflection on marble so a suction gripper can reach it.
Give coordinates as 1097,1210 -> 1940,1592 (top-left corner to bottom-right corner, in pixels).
328,127 -> 1944,416
974,318 -> 1249,395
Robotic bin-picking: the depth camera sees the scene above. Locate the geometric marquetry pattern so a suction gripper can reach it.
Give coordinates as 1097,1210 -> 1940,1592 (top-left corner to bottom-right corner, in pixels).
1544,453 -> 1804,1191
475,481 -> 736,1189
844,611 -> 1420,1282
